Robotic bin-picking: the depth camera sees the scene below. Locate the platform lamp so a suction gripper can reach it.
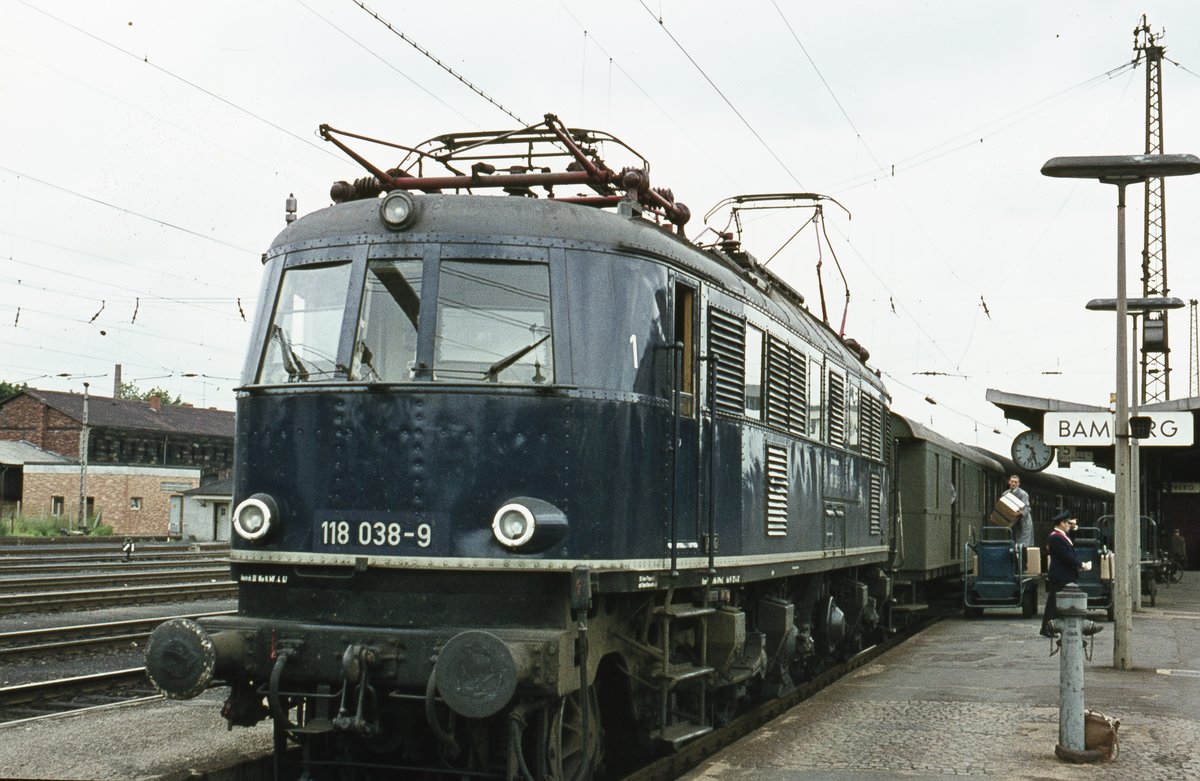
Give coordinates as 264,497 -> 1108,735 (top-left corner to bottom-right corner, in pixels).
1086,297 -> 1186,611
1043,154 -> 1200,671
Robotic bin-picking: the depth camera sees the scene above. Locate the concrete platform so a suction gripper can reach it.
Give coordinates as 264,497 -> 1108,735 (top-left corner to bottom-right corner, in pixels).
683,575 -> 1200,781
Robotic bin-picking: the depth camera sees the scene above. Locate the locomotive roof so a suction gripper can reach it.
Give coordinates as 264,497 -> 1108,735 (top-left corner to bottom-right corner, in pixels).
273,194 -> 883,390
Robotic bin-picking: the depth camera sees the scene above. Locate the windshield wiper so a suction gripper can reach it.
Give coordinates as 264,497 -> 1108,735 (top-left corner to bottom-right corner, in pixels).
273,325 -> 310,382
483,333 -> 550,381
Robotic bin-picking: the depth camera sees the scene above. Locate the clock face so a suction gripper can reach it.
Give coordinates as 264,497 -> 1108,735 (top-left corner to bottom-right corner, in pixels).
1011,430 -> 1054,471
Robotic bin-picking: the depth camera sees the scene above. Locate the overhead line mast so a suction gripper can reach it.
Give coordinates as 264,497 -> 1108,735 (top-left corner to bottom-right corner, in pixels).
1135,17 -> 1171,403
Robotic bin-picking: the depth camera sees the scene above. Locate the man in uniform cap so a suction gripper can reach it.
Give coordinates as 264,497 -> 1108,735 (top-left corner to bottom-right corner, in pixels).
1040,510 -> 1098,637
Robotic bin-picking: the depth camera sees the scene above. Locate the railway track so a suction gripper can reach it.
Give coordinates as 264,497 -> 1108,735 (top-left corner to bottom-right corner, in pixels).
0,610 -> 236,658
0,566 -> 232,592
0,556 -> 230,575
0,581 -> 237,615
0,668 -> 160,725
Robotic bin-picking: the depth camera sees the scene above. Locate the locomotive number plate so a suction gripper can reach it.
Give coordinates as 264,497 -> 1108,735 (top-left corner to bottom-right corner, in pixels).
318,520 -> 433,549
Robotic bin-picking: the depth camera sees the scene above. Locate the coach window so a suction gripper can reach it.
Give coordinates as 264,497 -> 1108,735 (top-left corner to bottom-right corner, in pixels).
258,261 -> 352,384
433,261 -> 553,384
744,324 -> 763,419
351,259 -> 423,381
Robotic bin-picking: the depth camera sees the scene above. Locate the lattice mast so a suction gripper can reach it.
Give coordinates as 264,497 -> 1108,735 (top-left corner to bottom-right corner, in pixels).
1135,17 -> 1171,403
1190,299 -> 1199,397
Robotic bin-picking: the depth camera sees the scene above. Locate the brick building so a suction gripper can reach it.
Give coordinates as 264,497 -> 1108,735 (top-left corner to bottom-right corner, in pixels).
0,389 -> 234,480
22,463 -> 201,535
0,388 -> 234,535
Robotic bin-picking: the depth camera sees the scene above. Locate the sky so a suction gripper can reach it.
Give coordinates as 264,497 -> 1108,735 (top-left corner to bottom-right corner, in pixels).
6,1 -> 1200,488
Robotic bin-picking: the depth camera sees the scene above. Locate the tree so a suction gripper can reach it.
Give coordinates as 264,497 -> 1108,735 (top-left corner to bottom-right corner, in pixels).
0,381 -> 27,400
117,382 -> 183,406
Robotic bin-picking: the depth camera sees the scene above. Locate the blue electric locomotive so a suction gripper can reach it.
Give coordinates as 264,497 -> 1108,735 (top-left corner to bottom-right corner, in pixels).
144,115 -> 892,780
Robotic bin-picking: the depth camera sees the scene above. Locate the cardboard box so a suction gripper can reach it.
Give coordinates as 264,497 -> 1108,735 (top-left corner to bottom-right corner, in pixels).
990,493 -> 1025,527
1024,548 -> 1041,576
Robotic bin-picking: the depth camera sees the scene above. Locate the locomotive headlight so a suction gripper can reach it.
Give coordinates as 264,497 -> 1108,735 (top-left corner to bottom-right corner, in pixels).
493,503 -> 535,548
233,493 -> 278,543
379,190 -> 417,230
491,498 -> 568,551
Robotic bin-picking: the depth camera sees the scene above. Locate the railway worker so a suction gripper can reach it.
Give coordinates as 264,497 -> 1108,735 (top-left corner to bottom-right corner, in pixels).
121,537 -> 135,562
1004,475 -> 1034,549
1040,511 -> 1095,637
1171,528 -> 1188,569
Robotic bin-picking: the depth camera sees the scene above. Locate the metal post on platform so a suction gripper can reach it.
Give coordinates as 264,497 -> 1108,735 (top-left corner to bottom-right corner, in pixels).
1042,153 -> 1200,671
1052,584 -> 1102,763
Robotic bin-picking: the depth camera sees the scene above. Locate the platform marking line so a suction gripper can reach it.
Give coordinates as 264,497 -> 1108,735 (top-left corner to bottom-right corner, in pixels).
1154,669 -> 1200,677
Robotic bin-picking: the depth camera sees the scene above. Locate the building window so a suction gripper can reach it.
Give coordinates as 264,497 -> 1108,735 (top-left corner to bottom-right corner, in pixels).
130,497 -> 143,510
51,496 -> 64,516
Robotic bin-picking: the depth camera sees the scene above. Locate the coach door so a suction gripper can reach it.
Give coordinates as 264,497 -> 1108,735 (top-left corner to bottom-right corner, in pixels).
669,278 -> 700,561
950,456 -> 962,561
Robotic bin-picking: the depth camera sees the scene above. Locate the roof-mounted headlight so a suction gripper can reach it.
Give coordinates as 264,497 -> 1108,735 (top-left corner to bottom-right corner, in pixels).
233,493 -> 278,543
492,498 -> 567,552
380,190 -> 417,230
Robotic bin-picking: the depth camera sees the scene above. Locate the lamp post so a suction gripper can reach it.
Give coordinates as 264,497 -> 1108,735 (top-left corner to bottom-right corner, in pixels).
1043,154 -> 1200,671
1086,297 -> 1186,610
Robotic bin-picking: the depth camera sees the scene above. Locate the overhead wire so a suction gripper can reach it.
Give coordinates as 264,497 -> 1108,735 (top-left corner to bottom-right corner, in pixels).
554,1 -> 742,192
637,1 -> 806,189
294,0 -> 479,127
16,0 -> 346,165
347,0 -> 526,125
767,3 -> 1149,431
4,257 -> 251,319
0,165 -> 255,255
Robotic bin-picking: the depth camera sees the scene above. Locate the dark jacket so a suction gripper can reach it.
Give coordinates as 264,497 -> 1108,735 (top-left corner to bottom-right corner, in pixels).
1046,528 -> 1086,583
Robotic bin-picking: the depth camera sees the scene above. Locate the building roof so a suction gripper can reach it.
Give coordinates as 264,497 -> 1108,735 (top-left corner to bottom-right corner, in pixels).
183,477 -> 233,498
984,388 -> 1108,430
6,389 -> 234,439
0,439 -> 73,466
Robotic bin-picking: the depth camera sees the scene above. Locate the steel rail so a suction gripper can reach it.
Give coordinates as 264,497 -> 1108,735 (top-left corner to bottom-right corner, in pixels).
0,581 -> 237,614
0,609 -> 236,656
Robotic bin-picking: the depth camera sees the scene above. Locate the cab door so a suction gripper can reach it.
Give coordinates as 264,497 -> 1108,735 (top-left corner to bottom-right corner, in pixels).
669,277 -> 700,557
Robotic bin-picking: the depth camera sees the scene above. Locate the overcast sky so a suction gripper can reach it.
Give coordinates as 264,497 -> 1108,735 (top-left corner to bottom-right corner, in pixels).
6,0 -> 1200,486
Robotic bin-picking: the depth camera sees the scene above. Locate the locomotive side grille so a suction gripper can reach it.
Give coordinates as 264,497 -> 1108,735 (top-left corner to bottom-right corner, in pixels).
707,307 -> 746,415
765,337 -> 793,430
827,370 -> 847,448
765,444 -> 789,537
860,394 -> 884,461
787,344 -> 807,437
869,472 -> 883,536
765,336 -> 807,434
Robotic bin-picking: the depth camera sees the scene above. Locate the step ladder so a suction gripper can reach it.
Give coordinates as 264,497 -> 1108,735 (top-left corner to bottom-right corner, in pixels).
649,597 -> 716,748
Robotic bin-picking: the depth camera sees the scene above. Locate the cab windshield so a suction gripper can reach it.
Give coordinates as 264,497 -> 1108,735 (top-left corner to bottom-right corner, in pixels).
254,257 -> 553,386
434,261 -> 553,384
258,261 -> 350,383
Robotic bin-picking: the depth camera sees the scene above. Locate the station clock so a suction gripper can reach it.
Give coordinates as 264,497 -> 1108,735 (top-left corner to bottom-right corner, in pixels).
1011,429 -> 1054,472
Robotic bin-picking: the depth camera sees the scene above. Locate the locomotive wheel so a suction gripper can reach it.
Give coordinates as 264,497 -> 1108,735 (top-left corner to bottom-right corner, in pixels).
547,690 -> 601,781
